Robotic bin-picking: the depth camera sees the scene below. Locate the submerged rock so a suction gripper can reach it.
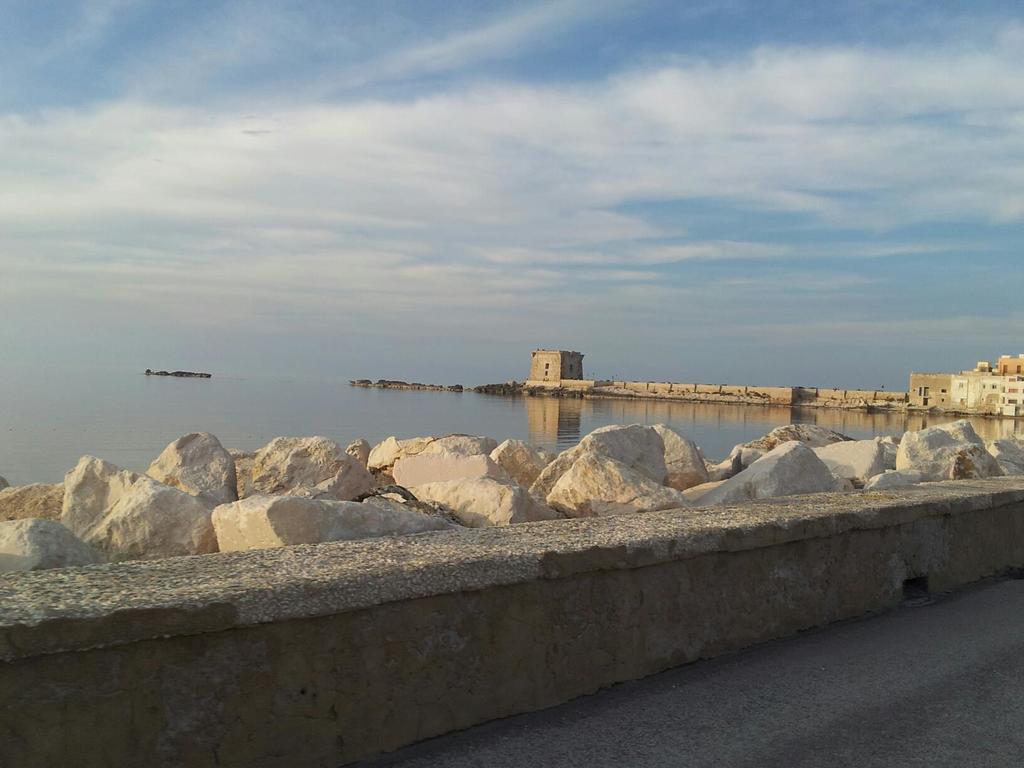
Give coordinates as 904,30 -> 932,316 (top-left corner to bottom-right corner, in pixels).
211,495 -> 454,552
62,456 -> 217,561
699,442 -> 841,505
896,421 -> 1002,481
0,483 -> 65,521
147,432 -> 238,505
0,519 -> 102,572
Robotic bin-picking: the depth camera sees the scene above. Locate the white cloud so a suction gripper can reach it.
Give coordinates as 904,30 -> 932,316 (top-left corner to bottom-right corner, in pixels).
2,33 -> 1023,350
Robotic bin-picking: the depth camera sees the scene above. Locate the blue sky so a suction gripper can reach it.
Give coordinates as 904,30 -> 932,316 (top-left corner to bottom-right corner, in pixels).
2,0 -> 1023,388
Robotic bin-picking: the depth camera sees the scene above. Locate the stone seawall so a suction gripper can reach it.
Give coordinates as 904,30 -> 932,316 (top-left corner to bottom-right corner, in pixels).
3,478 -> 1024,766
478,380 -> 910,411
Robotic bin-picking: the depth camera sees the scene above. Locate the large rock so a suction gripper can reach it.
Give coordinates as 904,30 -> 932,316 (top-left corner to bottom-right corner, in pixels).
489,439 -> 553,488
864,470 -> 925,490
367,436 -> 436,470
392,452 -> 508,487
0,483 -> 64,521
653,425 -> 709,490
411,477 -> 560,527
346,439 -> 371,467
62,456 -> 217,561
147,432 -> 238,505
368,434 -> 497,471
680,480 -> 728,505
742,424 -> 852,454
420,435 -> 498,457
250,436 -> 374,500
813,438 -> 888,485
531,425 -> 668,498
700,442 -> 841,506
211,495 -> 453,552
706,453 -> 743,482
230,449 -> 256,499
896,421 -> 1002,481
987,438 -> 1024,476
0,519 -> 102,572
546,453 -> 690,518
879,436 -> 900,470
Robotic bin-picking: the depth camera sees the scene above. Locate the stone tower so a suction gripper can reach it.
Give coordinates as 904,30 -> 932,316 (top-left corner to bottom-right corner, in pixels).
528,350 -> 584,384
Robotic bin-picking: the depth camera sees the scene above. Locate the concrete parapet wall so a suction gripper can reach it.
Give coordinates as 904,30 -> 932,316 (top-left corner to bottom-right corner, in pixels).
4,479 -> 1024,766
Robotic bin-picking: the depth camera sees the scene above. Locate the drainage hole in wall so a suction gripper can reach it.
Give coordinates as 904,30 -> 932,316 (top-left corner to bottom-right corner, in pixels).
902,576 -> 931,606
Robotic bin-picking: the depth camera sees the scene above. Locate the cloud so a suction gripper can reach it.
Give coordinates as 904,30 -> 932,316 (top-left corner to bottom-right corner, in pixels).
2,31 -> 1023,361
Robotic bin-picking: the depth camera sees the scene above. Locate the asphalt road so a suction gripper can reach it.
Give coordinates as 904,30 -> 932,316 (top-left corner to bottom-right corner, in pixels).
359,577 -> 1024,768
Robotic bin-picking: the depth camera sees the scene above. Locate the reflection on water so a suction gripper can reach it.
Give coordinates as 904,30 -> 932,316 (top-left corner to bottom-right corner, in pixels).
522,394 -> 1024,460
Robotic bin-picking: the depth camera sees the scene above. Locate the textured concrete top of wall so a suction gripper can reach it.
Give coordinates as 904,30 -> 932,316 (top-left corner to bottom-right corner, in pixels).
3,478 -> 1024,662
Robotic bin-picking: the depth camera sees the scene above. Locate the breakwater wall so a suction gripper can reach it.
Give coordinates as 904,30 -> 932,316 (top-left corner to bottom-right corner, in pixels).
3,478 -> 1024,766
582,381 -> 908,409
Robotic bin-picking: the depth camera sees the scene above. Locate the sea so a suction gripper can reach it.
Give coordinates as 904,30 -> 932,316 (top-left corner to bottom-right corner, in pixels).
3,366 -> 1022,486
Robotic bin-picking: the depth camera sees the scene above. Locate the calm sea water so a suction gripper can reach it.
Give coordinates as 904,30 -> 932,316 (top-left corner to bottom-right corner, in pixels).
3,367 -> 1022,485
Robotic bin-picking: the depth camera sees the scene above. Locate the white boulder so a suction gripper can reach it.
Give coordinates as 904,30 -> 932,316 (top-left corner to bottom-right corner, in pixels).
346,439 -> 371,467
212,495 -> 453,552
420,435 -> 498,457
250,436 -> 374,500
680,480 -> 728,505
896,421 -> 1002,481
531,424 -> 668,498
813,438 -> 889,485
0,519 -> 102,572
864,470 -> 925,490
411,477 -> 560,527
699,442 -> 842,506
742,424 -> 852,454
367,436 -> 436,470
0,483 -> 64,521
652,425 -> 709,490
545,453 -> 690,518
147,432 -> 238,506
489,439 -> 553,488
879,436 -> 900,470
987,438 -> 1024,476
62,456 -> 217,561
392,452 -> 508,487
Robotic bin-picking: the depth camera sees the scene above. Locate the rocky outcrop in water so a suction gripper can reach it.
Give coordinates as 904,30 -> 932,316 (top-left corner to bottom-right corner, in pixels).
351,379 -> 463,392
144,369 -> 212,378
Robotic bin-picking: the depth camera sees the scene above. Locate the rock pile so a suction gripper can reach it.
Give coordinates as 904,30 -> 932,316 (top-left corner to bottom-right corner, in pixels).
1,419 -> 1017,572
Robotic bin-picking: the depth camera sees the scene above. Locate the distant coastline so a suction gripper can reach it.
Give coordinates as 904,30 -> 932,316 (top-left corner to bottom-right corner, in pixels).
144,369 -> 212,379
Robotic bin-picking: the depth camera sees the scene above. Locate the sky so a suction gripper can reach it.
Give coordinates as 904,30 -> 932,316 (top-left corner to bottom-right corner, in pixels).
1,0 -> 1023,389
